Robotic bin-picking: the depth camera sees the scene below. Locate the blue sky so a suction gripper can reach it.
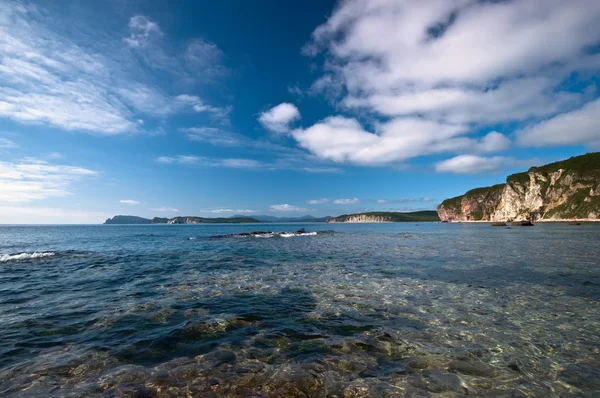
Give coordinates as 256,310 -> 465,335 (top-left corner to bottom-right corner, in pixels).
1,0 -> 599,223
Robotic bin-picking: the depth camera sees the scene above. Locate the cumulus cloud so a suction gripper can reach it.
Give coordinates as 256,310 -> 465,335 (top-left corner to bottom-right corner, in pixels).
0,158 -> 96,203
258,103 -> 301,133
152,206 -> 179,212
290,116 -> 513,165
270,204 -> 308,212
120,199 -> 140,205
297,0 -> 600,165
516,99 -> 600,149
308,198 -> 329,204
333,198 -> 360,204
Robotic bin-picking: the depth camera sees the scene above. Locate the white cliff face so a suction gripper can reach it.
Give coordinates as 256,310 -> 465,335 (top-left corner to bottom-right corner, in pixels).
491,173 -> 547,221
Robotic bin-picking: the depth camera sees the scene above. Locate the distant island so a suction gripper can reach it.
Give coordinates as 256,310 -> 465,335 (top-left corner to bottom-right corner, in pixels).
437,152 -> 600,222
327,211 -> 440,223
104,215 -> 260,224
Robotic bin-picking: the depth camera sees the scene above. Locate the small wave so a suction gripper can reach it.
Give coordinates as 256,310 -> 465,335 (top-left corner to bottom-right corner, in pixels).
0,252 -> 56,263
187,237 -> 196,240
254,233 -> 274,238
279,232 -> 318,238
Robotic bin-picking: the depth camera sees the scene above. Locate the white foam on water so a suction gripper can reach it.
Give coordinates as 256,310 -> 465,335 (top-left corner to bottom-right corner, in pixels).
0,252 -> 56,263
254,234 -> 274,238
279,232 -> 318,238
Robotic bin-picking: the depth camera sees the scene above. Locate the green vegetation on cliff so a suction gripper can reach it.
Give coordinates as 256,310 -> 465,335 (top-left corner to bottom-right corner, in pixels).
328,211 -> 440,223
438,152 -> 600,221
438,184 -> 505,221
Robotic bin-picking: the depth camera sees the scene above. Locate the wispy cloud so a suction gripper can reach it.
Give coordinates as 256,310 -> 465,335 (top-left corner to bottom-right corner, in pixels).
155,155 -> 263,169
123,15 -> 162,48
375,197 -> 436,204
155,153 -> 343,173
0,158 -> 96,203
270,204 -> 309,212
435,155 -> 541,174
333,198 -> 360,205
308,198 -> 329,204
120,199 -> 140,205
152,206 -> 179,212
206,209 -> 256,214
0,4 -> 228,135
0,138 -> 17,149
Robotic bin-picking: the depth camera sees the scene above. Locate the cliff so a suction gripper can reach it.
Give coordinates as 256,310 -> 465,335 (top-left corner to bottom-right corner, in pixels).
437,152 -> 600,222
327,211 -> 440,223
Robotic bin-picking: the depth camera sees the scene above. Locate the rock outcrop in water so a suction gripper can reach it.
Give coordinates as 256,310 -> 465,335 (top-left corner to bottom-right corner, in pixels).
437,152 -> 600,222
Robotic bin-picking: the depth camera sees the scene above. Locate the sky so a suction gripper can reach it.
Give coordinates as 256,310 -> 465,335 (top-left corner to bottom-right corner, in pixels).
1,0 -> 599,223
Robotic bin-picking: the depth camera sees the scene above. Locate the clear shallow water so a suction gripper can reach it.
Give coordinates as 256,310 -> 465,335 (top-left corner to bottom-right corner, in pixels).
0,223 -> 599,397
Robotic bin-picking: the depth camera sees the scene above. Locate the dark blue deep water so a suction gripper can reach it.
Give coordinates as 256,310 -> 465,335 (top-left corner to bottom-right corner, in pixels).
0,223 -> 599,397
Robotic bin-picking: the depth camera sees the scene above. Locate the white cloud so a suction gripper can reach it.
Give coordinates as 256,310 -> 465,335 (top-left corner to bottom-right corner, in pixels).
308,198 -> 329,204
175,95 -> 230,119
258,103 -> 301,133
124,16 -> 163,48
0,5 -> 229,135
289,117 -> 513,166
46,152 -> 62,160
0,158 -> 96,203
185,39 -> 227,77
516,99 -> 600,148
0,138 -> 17,148
376,197 -> 435,204
435,155 -> 507,174
302,167 -> 343,174
299,0 -> 600,164
270,204 -> 309,212
152,206 -> 179,212
120,199 -> 140,205
207,209 -> 256,214
155,155 -> 263,169
333,198 -> 360,204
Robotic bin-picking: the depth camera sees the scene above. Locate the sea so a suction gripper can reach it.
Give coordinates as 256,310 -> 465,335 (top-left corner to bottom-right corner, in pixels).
0,223 -> 599,397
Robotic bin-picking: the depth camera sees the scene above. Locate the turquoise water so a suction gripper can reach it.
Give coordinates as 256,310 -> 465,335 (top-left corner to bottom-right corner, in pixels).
0,223 -> 599,397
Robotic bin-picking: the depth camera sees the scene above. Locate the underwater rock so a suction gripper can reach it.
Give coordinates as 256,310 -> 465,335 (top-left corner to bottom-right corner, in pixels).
422,370 -> 463,393
449,360 -> 497,378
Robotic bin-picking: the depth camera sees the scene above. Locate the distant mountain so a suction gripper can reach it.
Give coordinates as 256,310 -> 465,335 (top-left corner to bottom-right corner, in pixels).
104,215 -> 259,224
231,214 -> 333,222
104,215 -> 151,224
327,211 -> 440,223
